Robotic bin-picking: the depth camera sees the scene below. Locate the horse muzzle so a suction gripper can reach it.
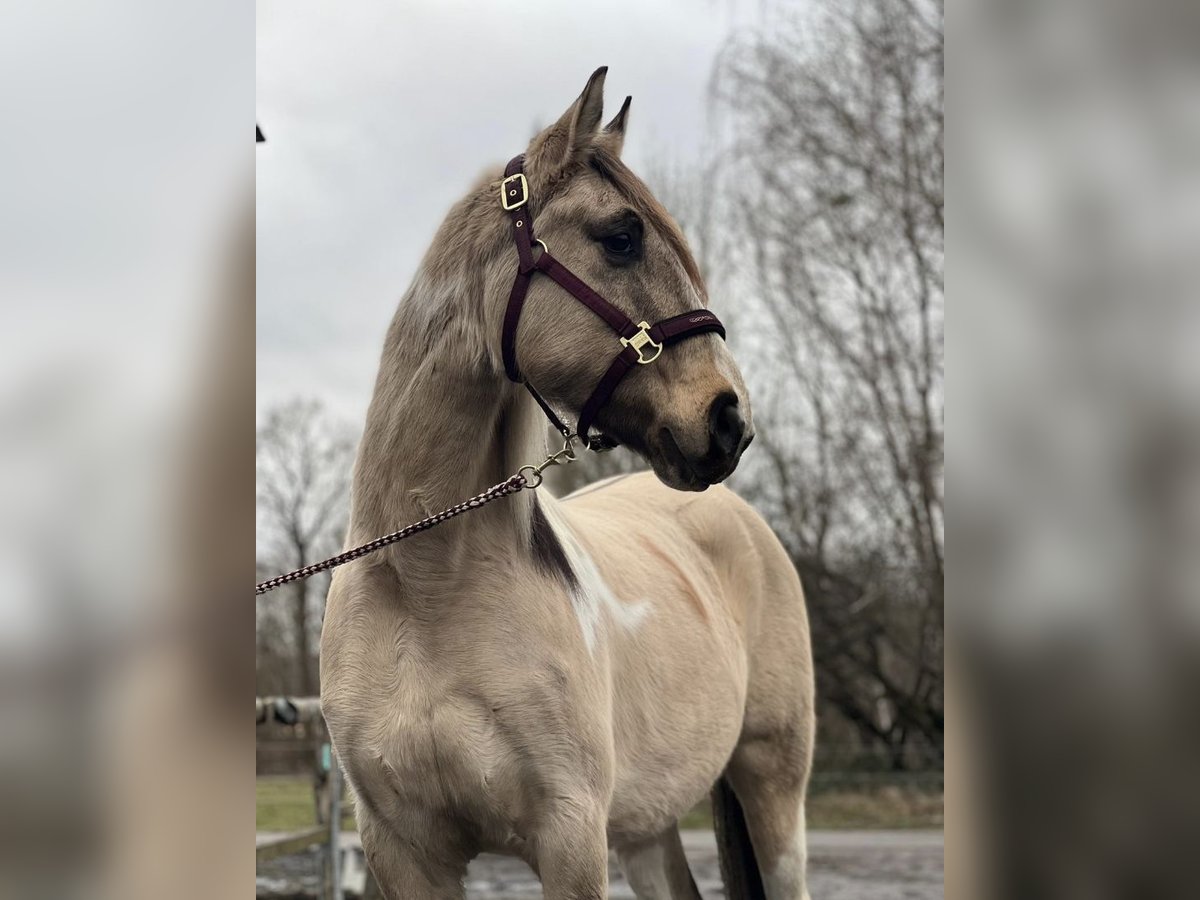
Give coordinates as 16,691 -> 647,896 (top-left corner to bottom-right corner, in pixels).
652,392 -> 754,491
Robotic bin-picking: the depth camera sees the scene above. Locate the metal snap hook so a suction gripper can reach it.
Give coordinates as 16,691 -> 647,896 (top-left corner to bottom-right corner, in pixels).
519,435 -> 578,489
518,465 -> 544,489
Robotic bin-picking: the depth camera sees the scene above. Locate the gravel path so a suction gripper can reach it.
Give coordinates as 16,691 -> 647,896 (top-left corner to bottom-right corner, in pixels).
258,829 -> 943,899
464,830 -> 944,900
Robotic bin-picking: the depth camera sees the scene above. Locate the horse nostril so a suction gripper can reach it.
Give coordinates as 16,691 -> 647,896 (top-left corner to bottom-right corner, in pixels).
708,393 -> 745,459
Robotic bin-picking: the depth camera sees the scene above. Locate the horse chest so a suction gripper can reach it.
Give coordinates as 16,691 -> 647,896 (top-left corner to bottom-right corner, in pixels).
384,694 -> 501,798
331,680 -> 518,841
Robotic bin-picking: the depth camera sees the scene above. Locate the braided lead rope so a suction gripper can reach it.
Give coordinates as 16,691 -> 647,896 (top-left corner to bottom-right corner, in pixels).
255,473 -> 528,596
255,437 -> 580,597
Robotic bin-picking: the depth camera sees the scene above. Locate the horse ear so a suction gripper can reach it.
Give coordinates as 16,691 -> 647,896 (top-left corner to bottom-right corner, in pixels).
528,66 -> 608,172
595,95 -> 632,156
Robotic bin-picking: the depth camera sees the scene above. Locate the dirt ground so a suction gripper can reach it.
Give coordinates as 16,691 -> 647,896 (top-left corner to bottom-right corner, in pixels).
258,829 -> 943,899
464,830 -> 944,899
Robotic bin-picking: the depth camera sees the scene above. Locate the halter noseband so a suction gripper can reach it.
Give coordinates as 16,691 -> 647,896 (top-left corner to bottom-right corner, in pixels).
499,154 -> 727,451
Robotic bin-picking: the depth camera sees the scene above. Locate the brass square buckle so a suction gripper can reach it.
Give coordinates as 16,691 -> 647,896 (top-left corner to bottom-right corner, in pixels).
500,173 -> 528,210
621,321 -> 663,365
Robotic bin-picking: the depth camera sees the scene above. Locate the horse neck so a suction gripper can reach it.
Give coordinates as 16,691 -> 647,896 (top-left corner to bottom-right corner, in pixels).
348,250 -> 549,586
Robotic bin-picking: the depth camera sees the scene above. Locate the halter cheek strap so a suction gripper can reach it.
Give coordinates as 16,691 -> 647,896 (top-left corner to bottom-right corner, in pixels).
499,154 -> 726,450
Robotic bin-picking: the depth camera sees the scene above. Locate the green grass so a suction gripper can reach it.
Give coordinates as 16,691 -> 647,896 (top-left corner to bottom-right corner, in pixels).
258,776 -> 942,833
257,776 -> 356,832
677,784 -> 941,832
807,785 -> 943,829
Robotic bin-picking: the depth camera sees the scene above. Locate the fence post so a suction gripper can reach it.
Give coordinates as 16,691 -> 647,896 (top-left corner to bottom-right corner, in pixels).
328,751 -> 343,900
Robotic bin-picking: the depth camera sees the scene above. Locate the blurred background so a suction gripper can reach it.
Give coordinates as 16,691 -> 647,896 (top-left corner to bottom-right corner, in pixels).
256,0 -> 943,896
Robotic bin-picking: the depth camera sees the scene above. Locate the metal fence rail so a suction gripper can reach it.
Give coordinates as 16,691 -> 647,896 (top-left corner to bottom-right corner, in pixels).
257,696 -> 347,900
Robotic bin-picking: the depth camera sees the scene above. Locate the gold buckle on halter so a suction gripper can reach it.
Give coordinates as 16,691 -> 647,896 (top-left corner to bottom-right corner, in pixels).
621,321 -> 663,365
500,173 -> 528,210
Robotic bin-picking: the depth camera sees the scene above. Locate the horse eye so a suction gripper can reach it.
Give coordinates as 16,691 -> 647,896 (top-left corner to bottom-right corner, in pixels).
602,233 -> 634,256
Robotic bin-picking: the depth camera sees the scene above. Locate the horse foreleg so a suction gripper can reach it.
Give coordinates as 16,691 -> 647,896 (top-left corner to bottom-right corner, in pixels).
616,826 -> 703,900
356,807 -> 467,900
723,750 -> 813,900
532,794 -> 609,900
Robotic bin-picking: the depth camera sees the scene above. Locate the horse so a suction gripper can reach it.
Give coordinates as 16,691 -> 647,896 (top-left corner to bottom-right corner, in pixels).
320,67 -> 815,900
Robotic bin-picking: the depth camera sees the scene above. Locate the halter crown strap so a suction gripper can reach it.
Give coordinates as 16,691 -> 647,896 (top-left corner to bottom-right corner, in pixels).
499,155 -> 725,448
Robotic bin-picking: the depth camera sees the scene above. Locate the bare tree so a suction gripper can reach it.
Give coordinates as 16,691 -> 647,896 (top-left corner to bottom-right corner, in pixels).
712,0 -> 944,767
256,399 -> 356,698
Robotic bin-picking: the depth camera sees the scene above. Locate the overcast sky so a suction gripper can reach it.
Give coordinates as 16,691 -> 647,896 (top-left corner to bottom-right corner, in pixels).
256,0 -> 764,425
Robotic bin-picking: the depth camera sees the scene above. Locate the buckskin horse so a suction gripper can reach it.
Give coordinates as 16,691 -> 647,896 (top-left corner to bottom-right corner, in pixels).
320,68 -> 815,899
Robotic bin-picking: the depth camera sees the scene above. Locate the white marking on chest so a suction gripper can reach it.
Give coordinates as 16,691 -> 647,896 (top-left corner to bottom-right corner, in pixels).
539,499 -> 651,654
